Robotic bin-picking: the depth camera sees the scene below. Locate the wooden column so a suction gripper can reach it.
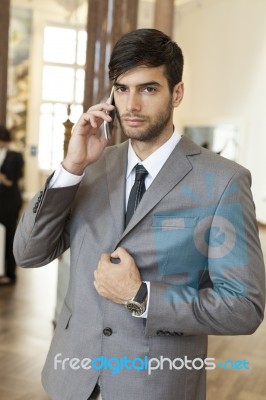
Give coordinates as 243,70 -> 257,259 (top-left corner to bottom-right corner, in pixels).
0,0 -> 10,125
83,0 -> 139,110
154,0 -> 174,36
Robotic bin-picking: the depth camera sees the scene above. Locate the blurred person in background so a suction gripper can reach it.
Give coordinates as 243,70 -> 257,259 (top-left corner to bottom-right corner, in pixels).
0,125 -> 23,285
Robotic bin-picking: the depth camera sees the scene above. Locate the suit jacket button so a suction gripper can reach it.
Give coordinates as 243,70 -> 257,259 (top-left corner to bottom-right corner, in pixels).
103,327 -> 112,336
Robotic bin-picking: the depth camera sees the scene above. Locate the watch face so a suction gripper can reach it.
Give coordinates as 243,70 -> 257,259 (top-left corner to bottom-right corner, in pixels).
126,301 -> 145,316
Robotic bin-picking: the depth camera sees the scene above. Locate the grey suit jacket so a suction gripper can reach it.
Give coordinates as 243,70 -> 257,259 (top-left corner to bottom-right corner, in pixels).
14,137 -> 265,400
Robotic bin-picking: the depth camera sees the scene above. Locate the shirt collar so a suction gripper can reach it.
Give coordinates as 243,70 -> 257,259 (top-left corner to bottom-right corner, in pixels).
126,128 -> 182,179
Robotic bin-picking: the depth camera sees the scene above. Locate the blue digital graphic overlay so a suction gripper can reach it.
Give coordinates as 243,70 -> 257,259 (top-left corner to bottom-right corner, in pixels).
152,173 -> 248,303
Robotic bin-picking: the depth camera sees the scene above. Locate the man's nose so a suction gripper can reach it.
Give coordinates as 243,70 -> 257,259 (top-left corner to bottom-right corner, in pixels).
126,92 -> 141,112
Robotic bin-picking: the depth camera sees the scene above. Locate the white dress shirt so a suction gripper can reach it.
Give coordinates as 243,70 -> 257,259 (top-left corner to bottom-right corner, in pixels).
49,129 -> 182,318
125,129 -> 181,207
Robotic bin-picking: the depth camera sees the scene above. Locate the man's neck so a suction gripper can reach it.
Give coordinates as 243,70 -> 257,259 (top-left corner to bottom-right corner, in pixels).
131,128 -> 174,161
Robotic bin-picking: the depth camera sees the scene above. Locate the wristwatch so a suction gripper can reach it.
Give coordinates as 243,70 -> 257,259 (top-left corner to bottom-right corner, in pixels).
125,282 -> 148,316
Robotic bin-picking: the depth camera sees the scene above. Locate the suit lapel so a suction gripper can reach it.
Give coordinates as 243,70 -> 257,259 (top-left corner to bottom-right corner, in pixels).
120,136 -> 201,240
105,141 -> 128,238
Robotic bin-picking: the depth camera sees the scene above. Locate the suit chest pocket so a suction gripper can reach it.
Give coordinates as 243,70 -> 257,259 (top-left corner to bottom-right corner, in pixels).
152,213 -> 206,281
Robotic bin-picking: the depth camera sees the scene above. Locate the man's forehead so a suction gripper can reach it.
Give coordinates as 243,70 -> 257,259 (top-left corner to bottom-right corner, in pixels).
115,65 -> 167,85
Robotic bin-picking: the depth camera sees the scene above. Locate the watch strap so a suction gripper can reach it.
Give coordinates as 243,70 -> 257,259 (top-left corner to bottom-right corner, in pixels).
134,282 -> 147,303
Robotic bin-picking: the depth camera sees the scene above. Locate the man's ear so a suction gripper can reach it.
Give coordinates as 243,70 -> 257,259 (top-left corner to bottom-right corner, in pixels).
172,82 -> 184,107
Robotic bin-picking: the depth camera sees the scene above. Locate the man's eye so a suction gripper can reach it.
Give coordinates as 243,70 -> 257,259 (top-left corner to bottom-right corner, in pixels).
116,86 -> 127,93
143,87 -> 157,93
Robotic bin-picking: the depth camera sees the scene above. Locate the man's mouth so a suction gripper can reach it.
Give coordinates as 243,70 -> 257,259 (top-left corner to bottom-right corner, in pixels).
123,117 -> 146,126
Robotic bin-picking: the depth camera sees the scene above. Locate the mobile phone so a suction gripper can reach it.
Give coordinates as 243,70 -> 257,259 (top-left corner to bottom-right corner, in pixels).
103,87 -> 115,140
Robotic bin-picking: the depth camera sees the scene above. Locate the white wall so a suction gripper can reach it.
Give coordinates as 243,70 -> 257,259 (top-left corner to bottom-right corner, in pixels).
171,0 -> 266,222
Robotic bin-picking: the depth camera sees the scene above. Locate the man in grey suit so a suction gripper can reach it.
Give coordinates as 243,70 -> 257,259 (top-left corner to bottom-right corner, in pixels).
14,29 -> 265,400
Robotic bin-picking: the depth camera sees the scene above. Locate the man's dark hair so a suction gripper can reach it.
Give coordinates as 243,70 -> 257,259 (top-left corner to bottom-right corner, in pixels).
108,29 -> 184,92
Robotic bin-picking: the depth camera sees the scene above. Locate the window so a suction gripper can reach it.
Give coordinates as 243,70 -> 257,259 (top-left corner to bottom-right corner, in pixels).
38,26 -> 86,170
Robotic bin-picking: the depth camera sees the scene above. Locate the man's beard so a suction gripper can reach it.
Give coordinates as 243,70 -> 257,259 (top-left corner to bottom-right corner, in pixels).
116,101 -> 173,142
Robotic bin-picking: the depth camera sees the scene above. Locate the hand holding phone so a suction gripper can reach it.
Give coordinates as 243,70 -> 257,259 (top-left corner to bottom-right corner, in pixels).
103,87 -> 116,140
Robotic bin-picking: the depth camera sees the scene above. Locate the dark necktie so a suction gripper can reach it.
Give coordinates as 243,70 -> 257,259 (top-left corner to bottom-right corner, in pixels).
125,164 -> 148,227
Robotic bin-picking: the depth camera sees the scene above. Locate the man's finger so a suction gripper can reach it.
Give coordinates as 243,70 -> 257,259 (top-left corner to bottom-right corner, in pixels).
111,247 -> 131,261
100,253 -> 111,263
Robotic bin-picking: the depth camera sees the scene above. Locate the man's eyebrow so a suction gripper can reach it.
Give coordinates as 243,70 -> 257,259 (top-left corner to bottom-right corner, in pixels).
114,81 -> 161,88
